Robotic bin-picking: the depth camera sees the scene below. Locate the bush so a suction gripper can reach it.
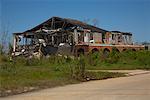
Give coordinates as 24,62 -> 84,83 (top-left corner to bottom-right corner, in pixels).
69,56 -> 86,81
88,52 -> 100,66
86,50 -> 150,70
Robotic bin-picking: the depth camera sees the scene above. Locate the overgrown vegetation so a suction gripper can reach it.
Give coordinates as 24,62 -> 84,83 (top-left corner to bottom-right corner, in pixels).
0,50 -> 150,96
87,50 -> 150,70
0,56 -> 78,96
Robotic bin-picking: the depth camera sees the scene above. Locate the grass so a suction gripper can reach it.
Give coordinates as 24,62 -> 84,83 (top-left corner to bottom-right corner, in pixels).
0,50 -> 150,96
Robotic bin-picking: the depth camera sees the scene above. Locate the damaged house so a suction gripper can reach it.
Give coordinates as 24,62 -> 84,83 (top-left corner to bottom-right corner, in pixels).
12,17 -> 144,57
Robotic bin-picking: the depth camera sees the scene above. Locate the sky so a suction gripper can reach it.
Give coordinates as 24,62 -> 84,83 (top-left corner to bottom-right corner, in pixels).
0,0 -> 150,42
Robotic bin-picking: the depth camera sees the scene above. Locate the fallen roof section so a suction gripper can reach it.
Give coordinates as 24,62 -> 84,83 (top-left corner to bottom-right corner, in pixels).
111,31 -> 132,36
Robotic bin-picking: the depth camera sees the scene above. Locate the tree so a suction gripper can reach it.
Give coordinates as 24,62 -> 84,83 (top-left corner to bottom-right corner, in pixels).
92,18 -> 99,27
83,18 -> 99,27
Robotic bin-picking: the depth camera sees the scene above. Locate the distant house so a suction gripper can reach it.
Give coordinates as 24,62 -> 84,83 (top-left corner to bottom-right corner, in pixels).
142,42 -> 150,50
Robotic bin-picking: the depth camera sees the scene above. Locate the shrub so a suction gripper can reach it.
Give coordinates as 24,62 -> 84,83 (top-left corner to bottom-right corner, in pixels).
69,56 -> 86,81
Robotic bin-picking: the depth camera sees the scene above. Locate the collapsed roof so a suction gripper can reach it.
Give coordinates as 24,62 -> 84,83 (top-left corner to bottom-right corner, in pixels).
24,16 -> 108,33
111,31 -> 132,36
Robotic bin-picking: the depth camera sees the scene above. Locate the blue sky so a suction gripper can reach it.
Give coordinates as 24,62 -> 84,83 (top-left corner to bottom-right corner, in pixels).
1,0 -> 150,42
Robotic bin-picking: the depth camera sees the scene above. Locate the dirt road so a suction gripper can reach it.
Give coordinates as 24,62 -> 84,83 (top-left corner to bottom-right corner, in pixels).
1,73 -> 150,100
